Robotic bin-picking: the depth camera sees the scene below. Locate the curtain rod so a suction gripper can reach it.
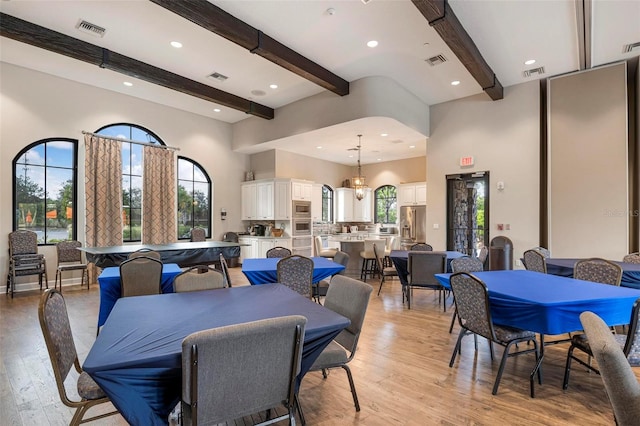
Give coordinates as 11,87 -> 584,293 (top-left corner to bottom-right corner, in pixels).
81,131 -> 180,151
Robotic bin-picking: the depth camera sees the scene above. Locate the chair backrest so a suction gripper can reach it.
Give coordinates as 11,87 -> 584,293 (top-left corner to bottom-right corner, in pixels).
410,243 -> 433,251
222,232 -> 239,243
332,251 -> 350,275
314,236 -> 323,256
277,255 -> 314,298
363,239 -> 385,254
580,311 -> 640,426
9,230 -> 39,255
449,272 -> 496,341
623,253 -> 640,264
372,244 -> 386,273
450,256 -> 484,273
38,289 -> 79,405
477,245 -> 489,264
173,265 -> 225,293
182,315 -> 306,425
325,275 -> 373,355
266,246 -> 292,258
533,246 -> 551,258
119,256 -> 163,297
128,248 -> 162,260
574,258 -> 623,286
190,227 -> 206,242
219,253 -> 232,287
56,240 -> 82,264
623,298 -> 640,364
523,249 -> 547,273
407,251 -> 446,286
388,236 -> 400,250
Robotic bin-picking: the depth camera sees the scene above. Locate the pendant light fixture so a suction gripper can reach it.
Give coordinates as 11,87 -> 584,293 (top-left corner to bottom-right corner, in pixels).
351,134 -> 367,201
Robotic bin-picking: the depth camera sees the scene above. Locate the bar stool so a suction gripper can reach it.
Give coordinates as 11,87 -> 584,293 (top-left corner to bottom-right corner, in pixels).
314,236 -> 337,258
359,239 -> 385,281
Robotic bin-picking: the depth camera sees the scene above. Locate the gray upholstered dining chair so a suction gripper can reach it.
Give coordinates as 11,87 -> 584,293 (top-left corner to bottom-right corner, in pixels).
7,229 -> 48,298
410,242 -> 433,251
373,243 -> 398,296
266,246 -> 292,258
309,275 -> 373,412
189,227 -> 206,242
173,265 -> 225,293
623,252 -> 640,264
580,311 -> 640,426
276,255 -> 314,298
128,248 -> 162,260
181,315 -> 306,425
39,289 -> 118,426
449,272 -> 541,396
119,256 -> 163,297
406,251 -> 447,310
313,251 -> 349,303
574,258 -> 623,286
563,298 -> 640,390
533,246 -> 551,258
54,240 -> 88,293
448,256 -> 484,333
523,249 -> 547,273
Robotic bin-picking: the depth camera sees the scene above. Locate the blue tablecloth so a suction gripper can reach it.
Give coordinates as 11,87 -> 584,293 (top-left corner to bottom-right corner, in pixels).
241,256 -> 345,285
389,250 -> 466,286
83,285 -> 349,426
546,258 -> 640,289
435,270 -> 640,335
97,263 -> 182,327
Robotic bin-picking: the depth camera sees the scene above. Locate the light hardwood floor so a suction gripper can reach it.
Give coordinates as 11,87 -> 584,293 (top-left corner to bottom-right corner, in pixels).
0,267 -> 626,425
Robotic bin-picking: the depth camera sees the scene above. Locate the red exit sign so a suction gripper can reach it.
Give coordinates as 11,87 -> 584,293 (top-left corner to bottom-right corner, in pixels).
460,156 -> 474,167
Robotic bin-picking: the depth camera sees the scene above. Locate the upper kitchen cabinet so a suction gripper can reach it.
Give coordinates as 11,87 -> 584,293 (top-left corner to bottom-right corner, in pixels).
398,182 -> 427,206
291,180 -> 313,201
353,188 -> 372,222
274,180 -> 292,221
336,187 -> 372,222
241,183 -> 257,220
311,183 -> 323,222
242,180 -> 275,220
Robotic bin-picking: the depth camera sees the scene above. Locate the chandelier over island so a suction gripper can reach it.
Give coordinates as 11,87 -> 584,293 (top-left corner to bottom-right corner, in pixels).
351,134 -> 367,201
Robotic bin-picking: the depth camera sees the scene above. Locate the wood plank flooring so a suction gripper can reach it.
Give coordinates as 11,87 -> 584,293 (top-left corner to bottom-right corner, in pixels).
0,267 -> 627,425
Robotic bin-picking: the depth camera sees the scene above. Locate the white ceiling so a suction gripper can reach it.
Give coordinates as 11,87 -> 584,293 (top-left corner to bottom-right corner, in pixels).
1,0 -> 639,166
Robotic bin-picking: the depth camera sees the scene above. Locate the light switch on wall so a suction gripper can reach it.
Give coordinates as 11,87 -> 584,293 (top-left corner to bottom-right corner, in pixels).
433,224 -> 439,229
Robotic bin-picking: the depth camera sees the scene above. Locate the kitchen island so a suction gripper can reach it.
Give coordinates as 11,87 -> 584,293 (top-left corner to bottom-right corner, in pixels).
327,235 -> 387,278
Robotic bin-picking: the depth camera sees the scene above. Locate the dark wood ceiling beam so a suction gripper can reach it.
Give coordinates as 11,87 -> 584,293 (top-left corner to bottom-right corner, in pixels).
149,0 -> 349,96
412,0 -> 503,100
0,13 -> 274,119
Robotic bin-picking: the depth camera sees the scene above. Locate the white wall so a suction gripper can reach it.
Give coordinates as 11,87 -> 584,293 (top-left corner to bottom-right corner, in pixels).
426,81 -> 540,261
1,63 -> 249,290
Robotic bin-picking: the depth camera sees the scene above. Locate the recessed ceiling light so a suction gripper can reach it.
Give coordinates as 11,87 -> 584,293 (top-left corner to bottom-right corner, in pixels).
451,80 -> 460,86
170,41 -> 182,48
381,133 -> 388,137
348,154 -> 354,158
251,89 -> 266,96
377,158 -> 382,161
213,108 -> 221,112
524,59 -> 536,65
316,146 -> 322,149
409,145 -> 416,149
123,81 -> 133,87
367,40 -> 378,48
269,84 -> 278,89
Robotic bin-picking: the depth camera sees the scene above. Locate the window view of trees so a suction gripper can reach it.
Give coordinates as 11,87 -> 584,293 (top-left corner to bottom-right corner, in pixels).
178,157 -> 211,239
375,185 -> 397,224
14,139 -> 77,244
322,185 -> 333,223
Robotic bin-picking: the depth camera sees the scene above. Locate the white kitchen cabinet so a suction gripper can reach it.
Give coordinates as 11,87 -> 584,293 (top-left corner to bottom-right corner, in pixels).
258,238 -> 291,258
292,180 -> 313,201
398,182 -> 427,206
353,188 -> 372,222
311,183 -> 323,222
241,183 -> 257,220
239,236 -> 259,261
255,181 -> 274,220
335,188 -> 354,222
275,180 -> 292,220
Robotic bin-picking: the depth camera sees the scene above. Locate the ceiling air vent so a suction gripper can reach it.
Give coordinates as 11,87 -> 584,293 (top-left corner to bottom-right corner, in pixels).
425,54 -> 447,66
208,72 -> 228,82
623,42 -> 640,53
523,66 -> 546,78
361,0 -> 373,4
75,20 -> 106,38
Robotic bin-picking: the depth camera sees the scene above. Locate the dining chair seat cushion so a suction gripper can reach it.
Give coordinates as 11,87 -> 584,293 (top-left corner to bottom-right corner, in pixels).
311,340 -> 348,367
381,266 -> 397,276
359,251 -> 375,260
58,263 -> 88,272
77,371 -> 107,400
570,332 -> 640,366
492,325 -> 536,344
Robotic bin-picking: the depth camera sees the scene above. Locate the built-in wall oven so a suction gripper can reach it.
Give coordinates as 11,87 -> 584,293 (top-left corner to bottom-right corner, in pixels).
293,200 -> 312,218
292,218 -> 312,236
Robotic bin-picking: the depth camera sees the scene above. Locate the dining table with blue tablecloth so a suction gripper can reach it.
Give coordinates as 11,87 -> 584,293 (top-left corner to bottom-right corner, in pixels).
83,284 -> 350,426
545,258 -> 640,289
241,256 -> 345,285
389,250 -> 466,286
97,263 -> 182,327
435,270 -> 640,393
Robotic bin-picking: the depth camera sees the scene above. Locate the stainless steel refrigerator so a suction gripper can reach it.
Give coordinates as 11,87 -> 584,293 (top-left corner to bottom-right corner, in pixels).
400,205 -> 426,246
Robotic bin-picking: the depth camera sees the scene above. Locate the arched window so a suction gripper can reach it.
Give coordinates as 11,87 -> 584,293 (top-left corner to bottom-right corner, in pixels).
322,185 -> 333,223
374,185 -> 397,224
13,138 -> 78,244
178,157 -> 212,239
96,123 -> 164,242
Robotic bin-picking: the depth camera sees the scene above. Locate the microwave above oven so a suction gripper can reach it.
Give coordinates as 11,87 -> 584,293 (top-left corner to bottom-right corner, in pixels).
292,218 -> 312,236
293,200 -> 311,217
